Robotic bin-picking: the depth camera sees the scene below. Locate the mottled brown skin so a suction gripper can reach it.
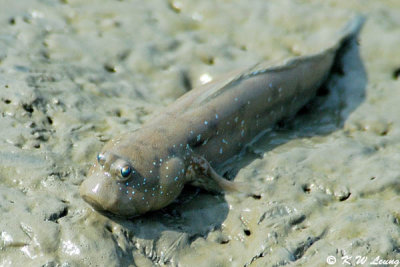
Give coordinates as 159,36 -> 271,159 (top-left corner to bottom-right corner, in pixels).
80,16 -> 364,217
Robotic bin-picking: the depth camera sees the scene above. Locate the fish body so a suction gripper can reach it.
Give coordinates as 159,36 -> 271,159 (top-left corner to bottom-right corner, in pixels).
80,16 -> 365,217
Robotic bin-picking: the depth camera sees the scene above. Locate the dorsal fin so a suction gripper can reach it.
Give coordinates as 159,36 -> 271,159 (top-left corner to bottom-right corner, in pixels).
193,15 -> 365,107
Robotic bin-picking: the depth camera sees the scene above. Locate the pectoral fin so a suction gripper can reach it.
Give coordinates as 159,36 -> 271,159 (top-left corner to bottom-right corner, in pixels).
186,155 -> 255,195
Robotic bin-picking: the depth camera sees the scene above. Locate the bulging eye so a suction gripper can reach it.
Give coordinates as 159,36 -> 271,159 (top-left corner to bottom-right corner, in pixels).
116,165 -> 135,181
110,158 -> 136,182
97,153 -> 106,165
121,166 -> 132,178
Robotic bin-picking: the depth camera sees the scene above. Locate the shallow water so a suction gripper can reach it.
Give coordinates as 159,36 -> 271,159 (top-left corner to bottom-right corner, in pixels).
0,0 -> 399,266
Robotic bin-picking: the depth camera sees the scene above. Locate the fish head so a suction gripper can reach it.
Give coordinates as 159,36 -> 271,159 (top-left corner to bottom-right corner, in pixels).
79,132 -> 186,217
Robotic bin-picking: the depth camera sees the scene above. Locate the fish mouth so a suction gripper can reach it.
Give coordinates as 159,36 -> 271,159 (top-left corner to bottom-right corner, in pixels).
79,173 -> 140,218
79,172 -> 118,214
80,193 -> 119,217
80,189 -> 140,218
80,192 -> 107,212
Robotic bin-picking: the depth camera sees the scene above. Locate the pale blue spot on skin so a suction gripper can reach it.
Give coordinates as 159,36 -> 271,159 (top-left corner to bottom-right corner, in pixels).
129,197 -> 132,200
219,147 -> 223,154
204,120 -> 208,125
173,144 -> 176,148
215,114 -> 219,119
160,185 -> 163,189
119,187 -> 122,191
181,169 -> 184,173
144,189 -> 148,192
180,144 -> 183,147
241,120 -> 245,126
160,191 -> 163,195
166,166 -> 169,170
126,190 -> 129,194
153,162 -> 156,165
132,191 -> 135,195
222,139 -> 228,144
159,158 -> 163,162
166,175 -> 169,178
152,193 -> 155,197
152,187 -> 155,191
234,117 -> 238,123
149,170 -> 152,173
142,197 -> 145,200
175,176 -> 179,181
190,130 -> 194,134
269,82 -> 273,88
125,182 -> 129,186
197,134 -> 201,141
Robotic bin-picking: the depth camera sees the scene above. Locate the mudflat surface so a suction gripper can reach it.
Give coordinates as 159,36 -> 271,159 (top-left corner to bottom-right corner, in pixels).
0,0 -> 399,266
